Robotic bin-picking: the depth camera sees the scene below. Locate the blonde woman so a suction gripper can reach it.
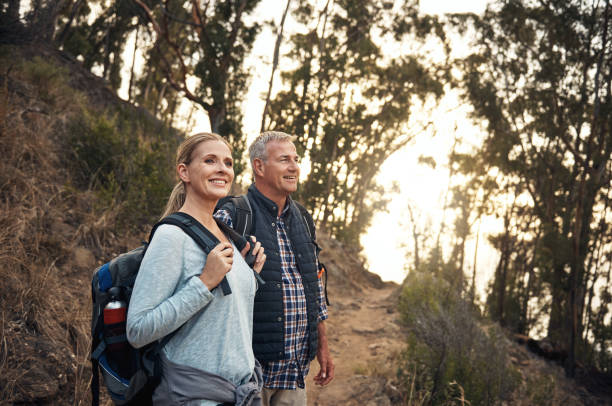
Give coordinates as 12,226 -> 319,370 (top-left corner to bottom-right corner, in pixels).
127,133 -> 266,406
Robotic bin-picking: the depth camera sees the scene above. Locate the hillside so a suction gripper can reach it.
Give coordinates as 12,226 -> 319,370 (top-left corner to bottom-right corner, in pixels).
1,43 -> 611,406
0,43 -> 178,404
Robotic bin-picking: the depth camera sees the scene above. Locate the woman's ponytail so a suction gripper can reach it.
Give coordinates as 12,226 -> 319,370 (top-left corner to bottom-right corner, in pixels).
160,182 -> 186,219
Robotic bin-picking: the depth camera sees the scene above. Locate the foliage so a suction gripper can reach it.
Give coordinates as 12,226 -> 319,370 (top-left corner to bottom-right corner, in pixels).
398,270 -> 519,405
64,106 -> 179,227
5,0 -> 264,178
449,0 -> 612,375
524,374 -> 555,406
128,0 -> 262,176
265,0 -> 445,246
21,55 -> 71,105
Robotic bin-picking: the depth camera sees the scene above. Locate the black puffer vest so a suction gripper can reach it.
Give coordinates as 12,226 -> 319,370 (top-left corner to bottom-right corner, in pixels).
227,185 -> 320,362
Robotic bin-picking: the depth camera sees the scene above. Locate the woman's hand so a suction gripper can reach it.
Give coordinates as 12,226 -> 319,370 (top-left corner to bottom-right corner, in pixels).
200,242 -> 233,290
241,236 -> 266,273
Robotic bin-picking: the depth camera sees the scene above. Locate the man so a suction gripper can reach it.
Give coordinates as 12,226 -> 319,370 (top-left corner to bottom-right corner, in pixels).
215,131 -> 334,406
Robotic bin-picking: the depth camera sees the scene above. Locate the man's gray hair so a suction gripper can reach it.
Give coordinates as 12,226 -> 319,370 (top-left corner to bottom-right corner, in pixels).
248,131 -> 297,167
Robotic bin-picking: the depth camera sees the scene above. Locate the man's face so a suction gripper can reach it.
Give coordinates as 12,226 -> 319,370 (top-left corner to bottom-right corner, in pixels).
257,140 -> 300,198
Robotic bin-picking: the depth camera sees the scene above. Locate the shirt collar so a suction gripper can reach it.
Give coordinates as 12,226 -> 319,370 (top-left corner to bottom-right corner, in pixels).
248,184 -> 293,218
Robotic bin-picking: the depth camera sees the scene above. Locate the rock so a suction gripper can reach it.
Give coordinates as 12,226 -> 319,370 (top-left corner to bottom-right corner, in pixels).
384,381 -> 403,403
365,395 -> 392,406
14,365 -> 59,402
368,343 -> 382,350
352,326 -> 379,335
7,335 -> 74,404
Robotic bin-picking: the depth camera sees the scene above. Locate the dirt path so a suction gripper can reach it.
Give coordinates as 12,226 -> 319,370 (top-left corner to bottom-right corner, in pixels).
306,285 -> 404,405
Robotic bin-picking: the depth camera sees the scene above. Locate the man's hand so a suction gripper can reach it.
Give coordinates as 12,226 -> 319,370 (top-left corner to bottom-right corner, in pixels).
313,321 -> 334,386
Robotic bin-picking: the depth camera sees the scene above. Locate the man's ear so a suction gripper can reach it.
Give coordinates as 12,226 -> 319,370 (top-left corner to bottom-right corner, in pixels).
177,163 -> 190,183
252,158 -> 265,177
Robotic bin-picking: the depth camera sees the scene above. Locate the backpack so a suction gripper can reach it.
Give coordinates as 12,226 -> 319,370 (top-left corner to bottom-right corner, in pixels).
90,212 -> 262,406
216,195 -> 329,305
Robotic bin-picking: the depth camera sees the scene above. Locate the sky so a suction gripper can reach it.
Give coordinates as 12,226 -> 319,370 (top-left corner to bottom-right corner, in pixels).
118,0 -> 495,294
360,2 -> 496,296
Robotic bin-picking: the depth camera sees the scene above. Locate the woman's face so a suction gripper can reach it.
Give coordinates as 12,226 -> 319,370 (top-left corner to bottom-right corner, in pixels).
179,140 -> 234,202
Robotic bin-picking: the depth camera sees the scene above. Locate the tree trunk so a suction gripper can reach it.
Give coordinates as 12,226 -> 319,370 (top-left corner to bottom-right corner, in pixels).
30,0 -> 63,43
55,0 -> 84,46
7,0 -> 21,22
261,0 -> 292,132
547,266 -> 568,344
127,26 -> 139,102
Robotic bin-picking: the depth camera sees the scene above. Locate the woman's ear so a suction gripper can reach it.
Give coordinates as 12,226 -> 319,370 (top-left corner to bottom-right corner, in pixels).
177,163 -> 190,183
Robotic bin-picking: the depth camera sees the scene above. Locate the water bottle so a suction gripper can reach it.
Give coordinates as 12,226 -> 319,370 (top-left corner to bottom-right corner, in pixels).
103,287 -> 132,377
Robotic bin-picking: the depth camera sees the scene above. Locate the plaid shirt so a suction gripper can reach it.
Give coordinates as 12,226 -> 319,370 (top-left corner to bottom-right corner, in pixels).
215,204 -> 328,389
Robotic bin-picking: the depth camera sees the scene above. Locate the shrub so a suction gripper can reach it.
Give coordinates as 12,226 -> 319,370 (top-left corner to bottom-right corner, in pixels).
21,56 -> 70,105
398,271 -> 519,405
524,374 -> 555,406
64,107 -> 179,228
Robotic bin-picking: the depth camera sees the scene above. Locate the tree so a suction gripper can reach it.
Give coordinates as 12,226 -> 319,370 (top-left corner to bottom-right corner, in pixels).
266,0 -> 444,245
133,0 -> 261,174
50,0 -> 263,176
1,0 -> 67,44
452,0 -> 612,375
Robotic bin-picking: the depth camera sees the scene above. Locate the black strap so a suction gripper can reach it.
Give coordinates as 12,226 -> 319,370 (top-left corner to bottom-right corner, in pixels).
91,274 -> 100,406
292,201 -> 316,241
151,212 -> 267,295
320,262 -> 330,306
216,219 -> 266,287
152,212 -> 232,295
232,195 -> 253,236
293,202 -> 330,305
91,358 -> 99,406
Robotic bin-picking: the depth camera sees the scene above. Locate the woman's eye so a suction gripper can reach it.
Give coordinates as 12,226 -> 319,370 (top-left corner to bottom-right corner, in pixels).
225,160 -> 233,167
205,158 -> 215,164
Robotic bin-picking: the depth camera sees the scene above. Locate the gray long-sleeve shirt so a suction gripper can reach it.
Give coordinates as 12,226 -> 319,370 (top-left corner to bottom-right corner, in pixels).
126,224 -> 257,406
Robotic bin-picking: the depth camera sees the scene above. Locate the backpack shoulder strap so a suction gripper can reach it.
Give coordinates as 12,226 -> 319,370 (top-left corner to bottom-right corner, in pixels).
152,212 -> 232,295
291,201 -> 330,305
292,201 -> 316,241
232,195 -> 253,236
215,195 -> 253,236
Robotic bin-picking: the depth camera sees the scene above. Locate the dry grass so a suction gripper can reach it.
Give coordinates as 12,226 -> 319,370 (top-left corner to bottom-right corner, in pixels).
0,45 -> 137,405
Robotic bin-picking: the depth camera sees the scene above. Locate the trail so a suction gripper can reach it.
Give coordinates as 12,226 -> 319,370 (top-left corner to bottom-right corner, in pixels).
306,285 -> 404,406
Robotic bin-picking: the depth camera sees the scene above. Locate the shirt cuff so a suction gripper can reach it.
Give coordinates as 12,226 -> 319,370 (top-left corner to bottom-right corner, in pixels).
188,274 -> 215,303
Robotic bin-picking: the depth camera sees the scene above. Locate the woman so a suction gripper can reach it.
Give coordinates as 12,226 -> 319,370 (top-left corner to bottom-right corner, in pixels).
127,133 -> 266,406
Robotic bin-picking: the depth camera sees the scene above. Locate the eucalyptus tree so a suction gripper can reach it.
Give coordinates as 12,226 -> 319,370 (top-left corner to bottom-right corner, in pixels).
54,0 -> 262,176
1,0 -> 70,44
132,0 -> 261,175
58,0 -> 144,90
452,0 -> 612,375
265,0 -> 445,245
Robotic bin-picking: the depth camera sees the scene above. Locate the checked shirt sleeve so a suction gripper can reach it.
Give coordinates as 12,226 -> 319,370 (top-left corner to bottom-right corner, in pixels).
313,227 -> 328,323
317,277 -> 328,322
214,208 -> 234,228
